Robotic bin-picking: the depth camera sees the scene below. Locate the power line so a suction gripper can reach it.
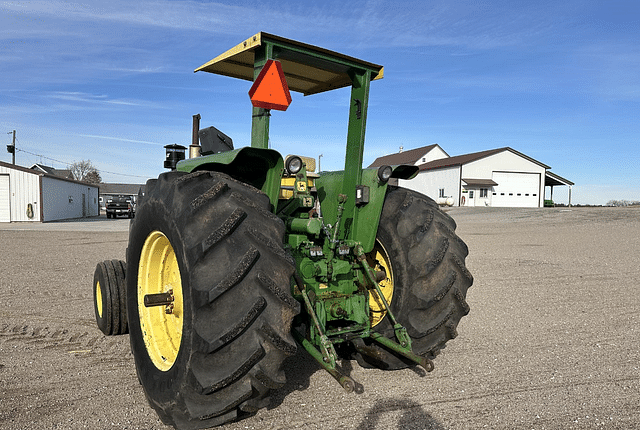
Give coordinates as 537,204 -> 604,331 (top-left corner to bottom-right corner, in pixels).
14,146 -> 150,179
15,146 -> 68,167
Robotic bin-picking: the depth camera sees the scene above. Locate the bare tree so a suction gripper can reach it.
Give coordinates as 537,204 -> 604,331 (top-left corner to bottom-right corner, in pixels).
606,200 -> 640,207
83,169 -> 102,184
70,160 -> 102,184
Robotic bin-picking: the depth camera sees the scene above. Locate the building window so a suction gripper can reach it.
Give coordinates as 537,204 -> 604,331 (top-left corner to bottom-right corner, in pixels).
480,188 -> 488,198
439,188 -> 445,198
469,190 -> 474,198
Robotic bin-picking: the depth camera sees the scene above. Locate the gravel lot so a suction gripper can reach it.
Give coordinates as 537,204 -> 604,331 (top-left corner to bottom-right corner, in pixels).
1,207 -> 638,429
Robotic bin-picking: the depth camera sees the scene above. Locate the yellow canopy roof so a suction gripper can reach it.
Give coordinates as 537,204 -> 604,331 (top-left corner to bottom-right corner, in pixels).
195,32 -> 384,96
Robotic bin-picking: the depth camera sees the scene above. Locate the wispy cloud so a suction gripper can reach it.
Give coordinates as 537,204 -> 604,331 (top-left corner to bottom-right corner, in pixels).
106,66 -> 165,74
1,1 -> 278,34
1,0 -> 559,50
77,133 -> 164,146
0,0 -> 575,98
45,91 -> 164,108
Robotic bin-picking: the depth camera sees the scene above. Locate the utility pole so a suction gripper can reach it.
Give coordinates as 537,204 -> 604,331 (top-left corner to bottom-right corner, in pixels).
6,130 -> 16,165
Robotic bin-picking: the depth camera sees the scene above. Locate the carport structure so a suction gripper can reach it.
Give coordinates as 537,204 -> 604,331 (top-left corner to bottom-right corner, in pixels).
546,171 -> 574,206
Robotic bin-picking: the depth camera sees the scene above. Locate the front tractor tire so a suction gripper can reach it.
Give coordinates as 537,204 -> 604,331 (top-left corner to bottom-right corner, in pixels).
356,186 -> 473,369
93,259 -> 128,336
126,171 -> 299,429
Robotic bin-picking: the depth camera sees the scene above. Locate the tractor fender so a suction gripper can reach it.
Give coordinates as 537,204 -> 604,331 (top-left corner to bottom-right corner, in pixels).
176,147 -> 285,211
315,165 -> 418,253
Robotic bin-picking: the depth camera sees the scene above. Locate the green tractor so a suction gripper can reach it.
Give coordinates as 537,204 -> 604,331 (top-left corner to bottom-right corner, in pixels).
92,32 -> 473,429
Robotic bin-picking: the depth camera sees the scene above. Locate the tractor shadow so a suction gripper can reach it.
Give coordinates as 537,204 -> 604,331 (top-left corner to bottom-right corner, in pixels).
270,353 -> 445,430
268,345 -> 438,428
355,398 -> 445,430
267,349 -> 313,409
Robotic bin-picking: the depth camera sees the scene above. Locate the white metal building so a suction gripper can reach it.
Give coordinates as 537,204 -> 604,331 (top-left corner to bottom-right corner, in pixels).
369,146 -> 573,208
0,161 -> 99,222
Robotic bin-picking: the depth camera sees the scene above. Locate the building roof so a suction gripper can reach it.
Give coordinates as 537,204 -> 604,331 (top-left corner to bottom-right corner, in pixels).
1,160 -> 42,176
0,160 -> 98,188
368,144 -> 445,168
462,178 -> 499,187
419,147 -> 551,171
545,171 -> 574,186
30,163 -> 73,179
100,183 -> 146,195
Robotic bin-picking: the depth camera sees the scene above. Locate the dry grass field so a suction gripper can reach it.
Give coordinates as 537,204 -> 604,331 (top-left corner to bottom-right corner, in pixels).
1,206 -> 638,429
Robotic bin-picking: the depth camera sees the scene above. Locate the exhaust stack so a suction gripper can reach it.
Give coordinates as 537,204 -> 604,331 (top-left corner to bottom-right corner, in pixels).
189,114 -> 201,158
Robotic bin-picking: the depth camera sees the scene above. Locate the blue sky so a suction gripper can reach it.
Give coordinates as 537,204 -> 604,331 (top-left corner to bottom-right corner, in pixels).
1,0 -> 638,205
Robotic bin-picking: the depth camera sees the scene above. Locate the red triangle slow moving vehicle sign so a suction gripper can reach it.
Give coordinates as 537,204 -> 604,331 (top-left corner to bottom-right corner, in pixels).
248,59 -> 292,111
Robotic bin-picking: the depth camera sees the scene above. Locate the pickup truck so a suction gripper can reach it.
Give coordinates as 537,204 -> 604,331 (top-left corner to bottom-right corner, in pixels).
105,195 -> 135,218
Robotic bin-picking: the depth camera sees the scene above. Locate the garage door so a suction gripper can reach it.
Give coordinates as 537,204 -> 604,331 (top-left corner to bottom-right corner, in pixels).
0,175 -> 10,222
491,172 -> 540,207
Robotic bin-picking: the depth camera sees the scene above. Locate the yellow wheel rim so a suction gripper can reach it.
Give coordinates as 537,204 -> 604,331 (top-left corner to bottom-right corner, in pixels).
367,239 -> 394,327
138,231 -> 184,371
96,280 -> 103,318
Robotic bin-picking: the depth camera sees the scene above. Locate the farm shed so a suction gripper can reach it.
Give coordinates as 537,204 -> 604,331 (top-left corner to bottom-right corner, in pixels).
0,161 -> 99,222
369,146 -> 573,207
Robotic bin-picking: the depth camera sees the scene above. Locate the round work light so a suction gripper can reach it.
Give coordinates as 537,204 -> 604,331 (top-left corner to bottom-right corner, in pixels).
377,165 -> 393,183
286,156 -> 303,175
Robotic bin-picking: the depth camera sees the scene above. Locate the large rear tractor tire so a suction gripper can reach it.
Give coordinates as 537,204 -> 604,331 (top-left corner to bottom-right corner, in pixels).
355,186 -> 473,370
93,259 -> 128,335
126,171 -> 299,429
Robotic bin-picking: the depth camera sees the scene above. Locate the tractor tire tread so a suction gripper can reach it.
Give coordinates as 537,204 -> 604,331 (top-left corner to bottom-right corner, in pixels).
127,170 -> 298,429
354,186 -> 473,369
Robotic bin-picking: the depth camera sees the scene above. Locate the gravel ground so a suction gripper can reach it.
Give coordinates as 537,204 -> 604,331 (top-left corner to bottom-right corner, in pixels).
0,207 -> 638,429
